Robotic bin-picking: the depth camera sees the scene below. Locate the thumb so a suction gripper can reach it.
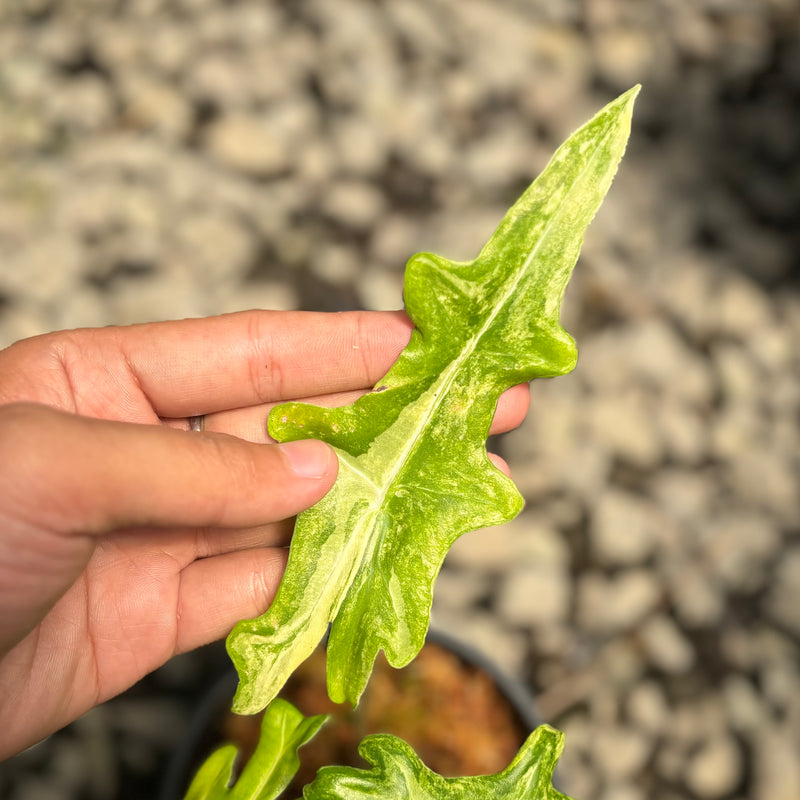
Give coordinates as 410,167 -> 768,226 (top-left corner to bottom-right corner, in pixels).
0,402 -> 337,653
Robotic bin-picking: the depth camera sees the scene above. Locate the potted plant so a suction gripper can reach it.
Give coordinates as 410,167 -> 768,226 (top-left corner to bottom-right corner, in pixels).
161,629 -> 543,799
176,85 -> 639,800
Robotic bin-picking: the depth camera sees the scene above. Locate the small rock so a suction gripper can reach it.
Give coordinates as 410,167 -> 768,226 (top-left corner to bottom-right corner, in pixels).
496,564 -> 571,627
321,180 -> 386,230
759,658 -> 800,710
0,302 -> 51,348
171,211 -> 256,282
725,449 -> 799,525
710,404 -> 763,461
590,725 -> 653,782
120,73 -> 194,140
638,614 -> 695,674
597,784 -> 645,800
593,27 -> 657,87
331,115 -> 388,177
627,680 -> 671,737
703,512 -> 781,592
428,607 -> 527,678
665,562 -> 726,628
46,73 -> 114,134
447,513 -> 569,573
51,285 -> 109,331
432,567 -> 492,611
204,113 -> 290,176
712,343 -> 761,405
625,319 -> 708,397
590,488 -> 661,566
686,734 -> 743,799
656,739 -> 691,784
370,214 -> 421,267
747,323 -> 794,374
671,696 -> 728,744
464,124 -> 534,187
587,389 -> 663,469
712,273 -> 773,340
671,4 -> 721,61
599,639 -> 647,686
753,725 -> 800,800
309,243 -> 360,286
358,266 -> 403,312
577,569 -> 661,634
722,676 -> 768,733
186,52 -> 251,109
657,401 -> 709,465
650,468 -> 717,524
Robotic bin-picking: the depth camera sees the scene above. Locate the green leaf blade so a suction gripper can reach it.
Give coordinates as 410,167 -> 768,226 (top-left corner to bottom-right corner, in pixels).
303,725 -> 575,800
227,87 -> 639,714
183,698 -> 326,800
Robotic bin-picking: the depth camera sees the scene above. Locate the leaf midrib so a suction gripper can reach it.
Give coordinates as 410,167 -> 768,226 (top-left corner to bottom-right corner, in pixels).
332,118 -> 615,624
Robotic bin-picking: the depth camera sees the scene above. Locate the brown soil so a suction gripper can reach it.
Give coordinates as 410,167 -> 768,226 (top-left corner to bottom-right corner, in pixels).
221,641 -> 529,794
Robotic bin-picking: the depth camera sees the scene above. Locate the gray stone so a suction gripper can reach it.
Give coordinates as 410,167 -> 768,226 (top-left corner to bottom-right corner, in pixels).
0,234 -> 85,303
709,404 -> 763,462
186,52 -> 251,109
447,513 -> 569,573
703,512 -> 781,592
658,401 -> 709,465
627,680 -> 671,737
496,564 -> 571,627
656,740 -> 691,784
428,607 -> 527,678
204,113 -> 290,176
712,274 -> 773,339
724,449 -> 799,525
577,570 -> 661,634
712,343 -> 761,405
320,180 -> 386,230
594,27 -> 659,88
650,468 -> 717,523
119,72 -> 194,140
598,785 -> 645,800
46,73 -> 114,134
747,322 -> 794,374
638,614 -> 695,674
686,734 -> 743,799
0,302 -> 52,348
587,389 -> 663,469
331,115 -> 388,178
358,267 -> 404,312
665,561 -> 726,628
309,244 -> 360,286
722,676 -> 768,733
431,567 -> 492,612
599,639 -> 647,686
464,125 -> 534,187
171,211 -> 256,283
370,214 -> 422,267
590,725 -> 653,782
590,488 -> 662,566
753,726 -> 800,800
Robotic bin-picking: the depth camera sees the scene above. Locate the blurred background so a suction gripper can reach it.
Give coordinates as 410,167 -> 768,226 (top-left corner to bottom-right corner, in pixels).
1,0 -> 799,798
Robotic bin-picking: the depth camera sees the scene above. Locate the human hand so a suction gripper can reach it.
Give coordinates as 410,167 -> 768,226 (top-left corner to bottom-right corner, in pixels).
0,310 -> 529,759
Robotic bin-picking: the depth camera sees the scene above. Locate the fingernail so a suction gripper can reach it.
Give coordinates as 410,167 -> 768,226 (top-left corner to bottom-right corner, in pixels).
279,440 -> 332,479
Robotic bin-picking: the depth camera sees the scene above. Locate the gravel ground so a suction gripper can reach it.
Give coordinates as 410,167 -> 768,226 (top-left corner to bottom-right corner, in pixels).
1,1 -> 799,799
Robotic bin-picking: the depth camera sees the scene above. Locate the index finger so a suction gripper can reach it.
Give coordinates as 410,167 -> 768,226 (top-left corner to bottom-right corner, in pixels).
98,310 -> 412,418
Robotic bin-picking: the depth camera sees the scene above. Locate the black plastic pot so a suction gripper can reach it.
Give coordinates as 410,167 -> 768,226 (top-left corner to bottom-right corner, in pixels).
160,628 -> 542,799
